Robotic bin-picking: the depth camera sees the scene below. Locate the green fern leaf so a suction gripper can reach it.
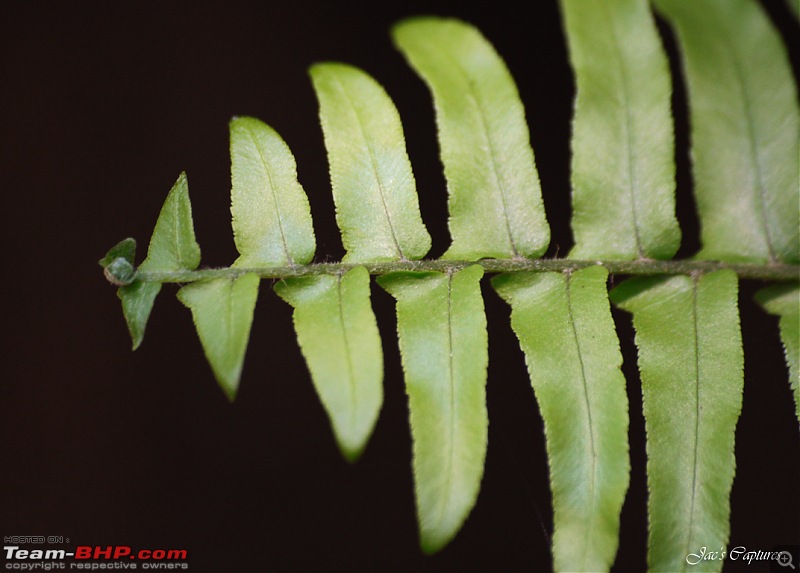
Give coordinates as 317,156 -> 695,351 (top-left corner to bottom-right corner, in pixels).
98,237 -> 136,273
756,283 -> 800,423
611,270 -> 743,573
275,267 -> 383,462
136,172 -> 202,272
117,281 -> 161,350
177,274 -> 260,401
392,17 -> 549,260
310,62 -> 431,262
378,265 -> 488,554
653,0 -> 800,264
493,266 -> 629,572
561,0 -> 680,260
230,116 -> 316,267
118,173 -> 201,349
98,10 -> 800,567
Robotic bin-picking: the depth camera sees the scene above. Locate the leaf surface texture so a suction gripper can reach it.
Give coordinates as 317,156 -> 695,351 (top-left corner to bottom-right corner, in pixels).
561,0 -> 680,260
275,267 -> 383,461
654,0 -> 799,263
612,270 -> 743,572
378,265 -> 488,553
493,266 -> 629,572
230,116 -> 316,267
393,17 -> 549,260
311,63 -> 431,262
120,173 -> 201,349
177,274 -> 260,401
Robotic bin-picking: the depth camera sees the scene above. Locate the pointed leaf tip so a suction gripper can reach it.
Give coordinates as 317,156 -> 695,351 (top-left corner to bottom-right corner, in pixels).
177,274 -> 260,401
115,173 -> 201,349
275,266 -> 383,461
140,172 -> 201,273
118,281 -> 162,350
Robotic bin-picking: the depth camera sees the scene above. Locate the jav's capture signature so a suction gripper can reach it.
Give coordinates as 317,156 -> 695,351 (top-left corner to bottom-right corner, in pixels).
685,546 -> 726,566
686,546 -> 796,568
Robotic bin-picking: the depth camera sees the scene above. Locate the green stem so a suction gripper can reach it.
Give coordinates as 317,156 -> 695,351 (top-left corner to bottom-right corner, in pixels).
123,258 -> 800,284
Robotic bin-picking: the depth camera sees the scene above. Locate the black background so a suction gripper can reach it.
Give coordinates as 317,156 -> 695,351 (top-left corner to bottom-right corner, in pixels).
1,1 -> 798,571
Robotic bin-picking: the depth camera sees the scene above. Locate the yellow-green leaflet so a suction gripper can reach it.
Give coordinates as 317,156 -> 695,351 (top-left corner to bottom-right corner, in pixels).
118,281 -> 161,350
230,116 -> 316,267
377,265 -> 488,554
177,274 -> 260,402
119,172 -> 201,349
653,0 -> 799,264
756,283 -> 800,423
310,63 -> 430,263
611,270 -> 743,573
561,0 -> 680,260
392,17 -> 549,260
492,266 -> 629,572
274,267 -> 383,462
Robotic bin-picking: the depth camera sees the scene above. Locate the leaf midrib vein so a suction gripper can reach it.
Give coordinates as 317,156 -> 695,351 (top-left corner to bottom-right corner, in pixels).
719,27 -> 778,262
684,276 -> 702,571
602,1 -> 645,258
244,123 -> 294,267
225,279 -> 235,394
565,273 -> 598,569
172,200 -> 183,268
335,273 -> 359,434
439,46 -> 520,257
435,272 -> 457,531
329,72 -> 406,261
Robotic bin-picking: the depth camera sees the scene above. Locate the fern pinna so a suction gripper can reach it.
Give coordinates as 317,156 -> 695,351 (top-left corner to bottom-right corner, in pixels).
99,1 -> 799,571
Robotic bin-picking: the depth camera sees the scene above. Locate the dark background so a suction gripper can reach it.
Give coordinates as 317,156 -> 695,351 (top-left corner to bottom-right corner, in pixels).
1,1 -> 798,571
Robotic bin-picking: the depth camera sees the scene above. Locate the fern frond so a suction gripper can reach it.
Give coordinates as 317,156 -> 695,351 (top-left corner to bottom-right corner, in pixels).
99,5 -> 800,570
